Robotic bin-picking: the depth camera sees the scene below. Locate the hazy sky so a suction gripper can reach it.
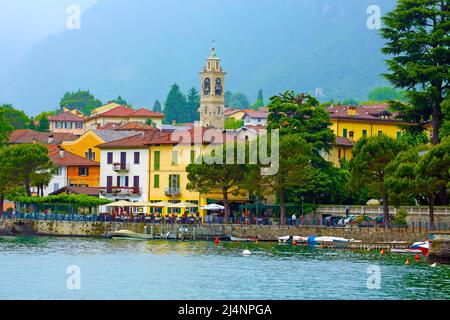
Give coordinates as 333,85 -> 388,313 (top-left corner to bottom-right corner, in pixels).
0,0 -> 97,69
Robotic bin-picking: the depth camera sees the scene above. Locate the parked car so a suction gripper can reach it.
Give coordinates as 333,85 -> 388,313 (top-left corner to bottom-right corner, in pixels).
323,216 -> 343,226
337,215 -> 357,227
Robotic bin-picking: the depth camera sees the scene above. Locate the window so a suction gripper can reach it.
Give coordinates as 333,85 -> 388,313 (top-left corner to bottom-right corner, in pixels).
78,167 -> 89,176
378,130 -> 383,136
172,150 -> 178,165
154,151 -> 160,170
397,131 -> 401,139
169,174 -> 180,189
343,129 -> 348,138
75,122 -> 83,129
118,176 -> 128,187
55,121 -> 62,129
85,148 -> 95,161
53,183 -> 59,191
133,176 -> 140,192
56,167 -> 62,176
134,152 -> 140,164
107,152 -> 113,164
362,130 -> 367,137
154,174 -> 160,188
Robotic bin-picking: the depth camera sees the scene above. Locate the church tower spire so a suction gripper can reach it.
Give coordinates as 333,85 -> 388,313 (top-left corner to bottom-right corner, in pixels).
199,43 -> 225,129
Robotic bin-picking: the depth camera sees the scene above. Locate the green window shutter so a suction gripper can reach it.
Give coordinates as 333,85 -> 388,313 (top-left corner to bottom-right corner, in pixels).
154,151 -> 160,171
190,150 -> 195,164
343,129 -> 347,138
154,175 -> 159,188
177,175 -> 180,188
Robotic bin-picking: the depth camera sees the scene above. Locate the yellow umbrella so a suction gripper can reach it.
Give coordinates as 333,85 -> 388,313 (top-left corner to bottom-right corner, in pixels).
148,201 -> 172,207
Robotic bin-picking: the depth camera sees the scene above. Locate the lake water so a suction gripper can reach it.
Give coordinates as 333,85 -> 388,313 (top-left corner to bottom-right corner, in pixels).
0,236 -> 449,300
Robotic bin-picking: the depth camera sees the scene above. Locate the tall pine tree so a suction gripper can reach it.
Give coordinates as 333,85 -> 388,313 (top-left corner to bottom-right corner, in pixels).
186,87 -> 200,122
253,89 -> 265,110
163,84 -> 188,124
153,100 -> 162,113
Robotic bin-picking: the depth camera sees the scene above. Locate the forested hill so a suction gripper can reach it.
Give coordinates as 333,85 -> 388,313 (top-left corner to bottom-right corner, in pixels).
0,0 -> 396,114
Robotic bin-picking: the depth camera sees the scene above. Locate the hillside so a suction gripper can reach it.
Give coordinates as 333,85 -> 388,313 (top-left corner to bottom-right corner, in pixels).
0,0 -> 396,114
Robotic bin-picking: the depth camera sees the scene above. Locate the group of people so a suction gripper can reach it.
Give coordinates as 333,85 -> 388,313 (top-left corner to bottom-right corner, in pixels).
288,213 -> 305,226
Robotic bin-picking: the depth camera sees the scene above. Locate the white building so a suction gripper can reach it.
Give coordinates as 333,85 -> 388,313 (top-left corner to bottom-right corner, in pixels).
97,134 -> 150,211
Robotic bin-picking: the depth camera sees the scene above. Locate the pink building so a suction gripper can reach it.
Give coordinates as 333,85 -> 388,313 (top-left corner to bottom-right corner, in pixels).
49,112 -> 86,135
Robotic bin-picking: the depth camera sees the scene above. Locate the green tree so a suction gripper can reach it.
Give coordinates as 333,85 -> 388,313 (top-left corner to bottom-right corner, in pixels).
110,95 -> 132,108
163,84 -> 188,124
342,99 -> 359,106
253,89 -> 265,110
153,100 -> 162,113
257,134 -> 313,225
59,90 -> 102,115
0,147 -> 21,212
349,135 -> 406,228
225,91 -> 251,109
186,144 -> 249,223
0,104 -> 33,129
0,113 -> 13,145
367,87 -> 405,102
267,91 -> 335,156
186,87 -> 200,122
145,118 -> 154,127
224,118 -> 244,130
381,1 -> 450,145
5,144 -> 55,196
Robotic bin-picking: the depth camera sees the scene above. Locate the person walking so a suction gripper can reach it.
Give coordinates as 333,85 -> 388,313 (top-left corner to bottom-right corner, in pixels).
291,213 -> 297,226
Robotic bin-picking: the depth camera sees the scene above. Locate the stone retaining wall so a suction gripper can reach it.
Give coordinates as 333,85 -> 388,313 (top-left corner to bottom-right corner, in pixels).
1,219 -> 429,243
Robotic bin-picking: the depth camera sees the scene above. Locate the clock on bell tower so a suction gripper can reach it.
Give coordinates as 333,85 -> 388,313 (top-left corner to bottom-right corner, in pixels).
199,44 -> 225,129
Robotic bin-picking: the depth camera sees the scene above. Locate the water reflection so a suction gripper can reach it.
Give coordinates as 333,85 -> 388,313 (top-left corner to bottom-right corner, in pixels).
0,236 -> 449,300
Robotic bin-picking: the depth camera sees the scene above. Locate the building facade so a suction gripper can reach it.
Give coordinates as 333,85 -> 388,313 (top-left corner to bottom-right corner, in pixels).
49,112 -> 86,135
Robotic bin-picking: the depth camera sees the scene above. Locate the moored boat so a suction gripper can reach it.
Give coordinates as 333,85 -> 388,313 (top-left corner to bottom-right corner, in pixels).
278,236 -> 308,244
108,230 -> 152,240
229,236 -> 259,242
391,241 -> 430,255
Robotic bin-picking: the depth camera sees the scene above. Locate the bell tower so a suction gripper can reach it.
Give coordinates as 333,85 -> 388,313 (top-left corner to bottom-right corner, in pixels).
199,44 -> 225,129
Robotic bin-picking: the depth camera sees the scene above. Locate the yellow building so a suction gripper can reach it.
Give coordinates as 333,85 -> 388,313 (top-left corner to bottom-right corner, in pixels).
61,129 -> 142,162
147,131 -> 249,216
324,105 -> 409,167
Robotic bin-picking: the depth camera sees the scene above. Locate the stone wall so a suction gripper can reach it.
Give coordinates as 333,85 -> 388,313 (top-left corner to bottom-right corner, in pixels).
1,219 -> 429,243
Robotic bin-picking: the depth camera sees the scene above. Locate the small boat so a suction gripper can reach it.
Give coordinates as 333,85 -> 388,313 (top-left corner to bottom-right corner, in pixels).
156,232 -> 177,240
278,236 -> 308,244
307,236 -> 360,245
229,236 -> 259,242
108,229 -> 152,240
391,241 -> 430,255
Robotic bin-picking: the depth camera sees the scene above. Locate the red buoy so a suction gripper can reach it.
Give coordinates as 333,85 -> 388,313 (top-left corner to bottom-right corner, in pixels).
380,249 -> 385,255
292,240 -> 297,246
415,254 -> 420,261
214,237 -> 220,245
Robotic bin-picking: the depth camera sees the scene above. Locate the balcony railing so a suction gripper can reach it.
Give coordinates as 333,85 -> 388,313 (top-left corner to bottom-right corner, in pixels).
112,163 -> 130,172
165,187 -> 181,196
100,187 -> 141,196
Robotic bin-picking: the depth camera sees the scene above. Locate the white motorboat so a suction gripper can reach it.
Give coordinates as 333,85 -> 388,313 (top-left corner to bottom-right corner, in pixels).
229,236 -> 259,242
307,236 -> 361,245
108,229 -> 152,240
278,236 -> 309,243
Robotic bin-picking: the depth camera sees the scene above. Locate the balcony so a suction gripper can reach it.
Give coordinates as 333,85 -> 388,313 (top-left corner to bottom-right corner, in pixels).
164,187 -> 181,196
100,187 -> 141,197
112,163 -> 130,172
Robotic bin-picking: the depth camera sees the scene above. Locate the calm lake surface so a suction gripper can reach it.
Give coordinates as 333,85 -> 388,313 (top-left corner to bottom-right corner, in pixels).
0,236 -> 449,300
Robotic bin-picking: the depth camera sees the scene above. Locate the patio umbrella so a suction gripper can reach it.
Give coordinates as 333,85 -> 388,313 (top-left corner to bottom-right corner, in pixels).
200,203 -> 225,211
167,201 -> 199,208
105,200 -> 133,207
148,201 -> 172,207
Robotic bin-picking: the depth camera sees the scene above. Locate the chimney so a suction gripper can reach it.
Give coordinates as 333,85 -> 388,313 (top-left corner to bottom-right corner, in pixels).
59,148 -> 65,158
48,135 -> 54,144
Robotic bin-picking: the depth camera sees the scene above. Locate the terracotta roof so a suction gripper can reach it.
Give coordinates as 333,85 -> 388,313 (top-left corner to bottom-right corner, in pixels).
49,186 -> 100,196
48,147 -> 99,166
97,130 -> 168,148
49,111 -> 85,122
96,123 -> 121,130
115,121 -> 155,131
87,106 -> 164,120
245,110 -> 268,118
326,105 -> 404,123
336,137 -> 355,147
224,108 -> 243,116
9,130 -> 79,145
129,108 -> 164,118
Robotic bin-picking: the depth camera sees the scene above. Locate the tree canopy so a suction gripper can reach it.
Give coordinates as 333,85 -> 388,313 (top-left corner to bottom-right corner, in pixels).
225,91 -> 251,109
59,90 -> 102,115
381,0 -> 450,145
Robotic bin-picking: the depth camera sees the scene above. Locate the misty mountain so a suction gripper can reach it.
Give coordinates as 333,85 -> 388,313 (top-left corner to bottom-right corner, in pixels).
0,0 -> 396,115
